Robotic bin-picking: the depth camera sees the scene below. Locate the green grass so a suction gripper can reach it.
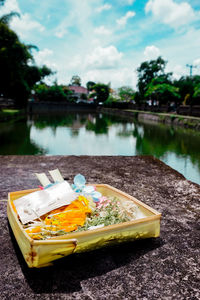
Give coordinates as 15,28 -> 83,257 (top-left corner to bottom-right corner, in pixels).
0,108 -> 24,123
2,109 -> 20,114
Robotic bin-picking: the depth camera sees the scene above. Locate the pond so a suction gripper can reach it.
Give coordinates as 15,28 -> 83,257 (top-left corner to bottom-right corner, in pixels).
0,112 -> 200,184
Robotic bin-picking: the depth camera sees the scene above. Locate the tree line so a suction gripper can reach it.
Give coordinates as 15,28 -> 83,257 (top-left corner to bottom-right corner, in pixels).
0,11 -> 52,107
28,59 -> 200,107
135,56 -> 200,107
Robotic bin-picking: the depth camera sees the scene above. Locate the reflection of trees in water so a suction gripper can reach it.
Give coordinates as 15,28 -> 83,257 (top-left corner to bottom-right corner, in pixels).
117,123 -> 135,137
32,113 -> 129,136
79,115 -> 88,124
109,116 -> 200,171
33,113 -> 98,137
86,118 -> 108,134
85,114 -> 128,135
2,112 -> 200,175
33,114 -> 76,130
70,129 -> 79,137
0,120 -> 46,155
134,121 -> 200,169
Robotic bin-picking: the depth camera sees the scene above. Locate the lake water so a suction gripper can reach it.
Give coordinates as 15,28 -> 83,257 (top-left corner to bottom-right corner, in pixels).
0,112 -> 200,184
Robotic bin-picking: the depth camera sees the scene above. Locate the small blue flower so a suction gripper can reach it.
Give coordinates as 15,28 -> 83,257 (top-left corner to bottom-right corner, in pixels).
74,174 -> 86,191
72,174 -> 102,202
92,191 -> 102,202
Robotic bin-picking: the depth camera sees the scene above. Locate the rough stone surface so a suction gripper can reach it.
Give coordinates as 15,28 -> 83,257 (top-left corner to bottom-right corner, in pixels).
0,155 -> 199,300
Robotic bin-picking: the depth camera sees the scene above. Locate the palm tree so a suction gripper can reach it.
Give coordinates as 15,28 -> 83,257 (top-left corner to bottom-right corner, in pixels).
0,12 -> 20,25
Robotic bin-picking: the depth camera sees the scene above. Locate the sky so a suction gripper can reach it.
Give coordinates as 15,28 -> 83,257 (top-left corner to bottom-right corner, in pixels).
1,0 -> 200,89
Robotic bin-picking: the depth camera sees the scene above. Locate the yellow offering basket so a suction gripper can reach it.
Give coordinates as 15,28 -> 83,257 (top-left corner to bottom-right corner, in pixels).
7,184 -> 161,268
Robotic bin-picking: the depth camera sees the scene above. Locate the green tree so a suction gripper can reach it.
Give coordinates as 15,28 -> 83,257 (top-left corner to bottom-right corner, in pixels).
145,80 -> 180,104
70,75 -> 81,86
39,65 -> 52,80
0,14 -> 52,106
137,56 -> 170,100
118,86 -> 135,102
104,94 -> 118,105
174,75 -> 200,105
193,83 -> 200,97
0,12 -> 20,24
86,81 -> 95,91
60,85 -> 73,100
81,93 -> 87,100
192,83 -> 200,104
35,84 -> 69,102
92,83 -> 110,104
150,74 -> 172,85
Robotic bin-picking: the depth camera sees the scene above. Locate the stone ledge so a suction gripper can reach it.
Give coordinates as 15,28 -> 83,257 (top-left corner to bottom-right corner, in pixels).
0,155 -> 199,300
99,107 -> 200,130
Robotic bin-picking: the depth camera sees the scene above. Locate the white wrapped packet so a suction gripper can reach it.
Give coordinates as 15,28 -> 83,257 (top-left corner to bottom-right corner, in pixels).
13,181 -> 77,224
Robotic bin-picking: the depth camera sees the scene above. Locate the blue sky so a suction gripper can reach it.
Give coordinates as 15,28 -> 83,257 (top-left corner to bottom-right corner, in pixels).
1,0 -> 200,88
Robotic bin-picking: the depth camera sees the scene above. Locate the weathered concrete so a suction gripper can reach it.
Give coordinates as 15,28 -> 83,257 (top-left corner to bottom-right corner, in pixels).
0,155 -> 199,300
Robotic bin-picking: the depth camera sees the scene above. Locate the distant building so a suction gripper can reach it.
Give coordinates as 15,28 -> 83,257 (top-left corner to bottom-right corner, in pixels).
68,85 -> 88,102
110,88 -> 120,100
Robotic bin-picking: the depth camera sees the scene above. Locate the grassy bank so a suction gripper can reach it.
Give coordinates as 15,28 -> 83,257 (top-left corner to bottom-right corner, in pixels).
0,109 -> 24,122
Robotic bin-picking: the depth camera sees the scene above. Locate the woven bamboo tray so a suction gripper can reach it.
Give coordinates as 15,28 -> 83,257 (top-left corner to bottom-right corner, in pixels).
7,184 -> 161,268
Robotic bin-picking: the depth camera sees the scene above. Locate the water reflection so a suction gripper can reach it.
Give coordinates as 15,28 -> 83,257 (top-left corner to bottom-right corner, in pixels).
0,113 -> 200,184
0,118 -> 46,155
134,121 -> 200,170
134,121 -> 200,183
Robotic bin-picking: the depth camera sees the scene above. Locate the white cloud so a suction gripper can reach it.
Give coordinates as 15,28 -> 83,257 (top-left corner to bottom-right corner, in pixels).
144,45 -> 160,60
94,25 -> 112,35
55,28 -> 68,39
83,67 -> 137,89
91,38 -> 102,47
85,45 -> 123,69
159,27 -> 200,65
68,55 -> 82,68
0,0 -> 20,14
153,27 -> 200,79
122,0 -> 135,5
34,48 -> 53,63
11,14 -> 44,38
145,0 -> 196,29
127,0 -> 135,4
34,48 -> 56,69
96,3 -> 112,13
0,0 -> 45,39
116,11 -> 136,26
166,64 -> 186,79
193,58 -> 200,66
54,0 -> 97,39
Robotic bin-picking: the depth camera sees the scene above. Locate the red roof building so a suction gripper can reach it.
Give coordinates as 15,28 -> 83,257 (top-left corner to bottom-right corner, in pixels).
68,85 -> 88,95
68,85 -> 89,102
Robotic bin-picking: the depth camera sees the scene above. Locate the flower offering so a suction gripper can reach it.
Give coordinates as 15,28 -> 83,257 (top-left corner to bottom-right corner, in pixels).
13,170 -> 141,240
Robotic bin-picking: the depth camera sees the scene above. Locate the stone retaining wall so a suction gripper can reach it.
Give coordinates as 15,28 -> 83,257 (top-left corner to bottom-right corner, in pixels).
99,107 -> 200,130
27,101 -> 96,113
